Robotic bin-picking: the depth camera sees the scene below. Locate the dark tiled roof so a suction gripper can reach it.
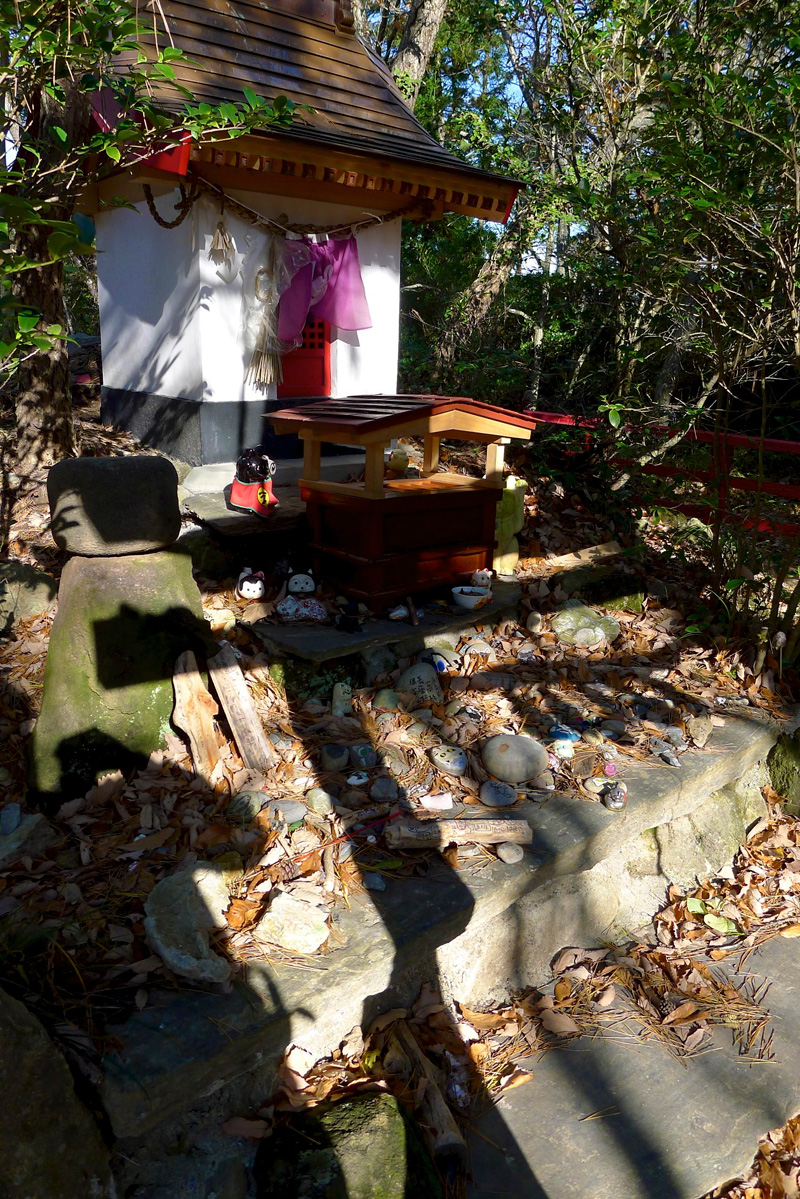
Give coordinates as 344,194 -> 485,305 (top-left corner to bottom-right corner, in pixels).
135,0 -> 519,191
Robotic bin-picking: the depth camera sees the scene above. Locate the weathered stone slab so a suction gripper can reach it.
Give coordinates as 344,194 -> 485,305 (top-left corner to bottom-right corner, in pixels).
466,935 -> 800,1199
0,813 -> 59,868
29,551 -> 210,806
252,582 -> 522,663
0,986 -> 114,1199
48,454 -> 180,555
100,713 -> 783,1143
144,863 -> 240,984
0,562 -> 56,633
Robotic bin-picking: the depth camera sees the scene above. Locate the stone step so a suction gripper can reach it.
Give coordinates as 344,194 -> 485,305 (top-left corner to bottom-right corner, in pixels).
466,934 -> 800,1199
100,713 -> 782,1146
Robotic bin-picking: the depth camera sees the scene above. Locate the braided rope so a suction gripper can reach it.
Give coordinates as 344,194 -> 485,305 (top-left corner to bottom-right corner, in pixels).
142,168 -> 434,236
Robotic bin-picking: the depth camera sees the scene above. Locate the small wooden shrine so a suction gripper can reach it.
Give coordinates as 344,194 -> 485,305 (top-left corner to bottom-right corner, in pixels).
268,395 -> 538,603
84,0 -> 522,465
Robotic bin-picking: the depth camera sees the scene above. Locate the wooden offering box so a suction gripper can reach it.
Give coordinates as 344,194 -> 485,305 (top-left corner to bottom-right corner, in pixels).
267,395 -> 537,605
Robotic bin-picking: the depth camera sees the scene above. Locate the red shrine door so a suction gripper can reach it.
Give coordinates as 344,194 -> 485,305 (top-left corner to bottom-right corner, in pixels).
277,319 -> 331,398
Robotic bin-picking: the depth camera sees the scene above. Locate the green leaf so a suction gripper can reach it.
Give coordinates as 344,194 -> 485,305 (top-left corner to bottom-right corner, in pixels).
30,334 -> 55,351
106,144 -> 121,163
686,897 -> 706,914
52,126 -> 68,144
372,858 -> 403,870
17,312 -> 40,333
242,86 -> 260,109
704,913 -> 740,935
608,408 -> 621,428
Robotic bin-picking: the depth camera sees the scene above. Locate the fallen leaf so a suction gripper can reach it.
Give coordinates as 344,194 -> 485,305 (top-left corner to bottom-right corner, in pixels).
594,985 -> 616,1008
221,1117 -> 269,1139
662,1000 -> 700,1026
458,1005 -> 513,1031
540,1009 -> 581,1036
780,924 -> 800,938
368,1008 -> 407,1034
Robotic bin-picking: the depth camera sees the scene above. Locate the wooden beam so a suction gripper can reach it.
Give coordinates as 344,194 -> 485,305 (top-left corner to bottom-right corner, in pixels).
303,438 -> 322,482
422,434 -> 440,476
207,644 -> 277,771
484,439 -> 508,485
363,442 -> 387,495
172,651 -> 220,784
385,817 -> 532,849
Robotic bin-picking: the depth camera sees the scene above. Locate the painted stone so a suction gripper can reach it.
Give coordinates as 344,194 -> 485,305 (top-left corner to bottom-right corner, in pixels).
331,681 -> 353,717
584,777 -> 607,794
429,745 -> 468,777
526,611 -> 543,634
458,705 -> 483,723
479,780 -> 517,807
462,639 -> 494,658
496,841 -> 525,864
603,762 -> 618,777
552,740 -> 574,760
549,723 -> 581,742
276,595 -> 327,623
551,604 -> 621,647
418,648 -> 459,673
395,663 -> 444,704
347,771 -> 370,788
581,728 -> 605,747
350,744 -> 377,770
321,744 -> 349,772
481,734 -> 548,783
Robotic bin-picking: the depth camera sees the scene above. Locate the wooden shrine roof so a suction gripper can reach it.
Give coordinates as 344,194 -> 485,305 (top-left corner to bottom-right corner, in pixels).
126,0 -> 521,222
268,395 -> 539,441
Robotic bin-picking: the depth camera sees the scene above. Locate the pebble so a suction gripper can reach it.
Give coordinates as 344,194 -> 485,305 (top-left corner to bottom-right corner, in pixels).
530,770 -> 555,790
413,709 -> 435,724
370,776 -> 399,802
665,726 -> 688,750
686,714 -> 713,748
479,780 -> 517,807
600,720 -> 627,737
376,712 -> 395,729
526,611 -> 543,633
347,771 -> 370,787
321,743 -> 349,772
448,676 -> 469,693
420,792 -> 455,811
396,662 -> 444,704
581,728 -> 605,747
405,721 -> 428,739
0,803 -> 21,836
350,744 -> 377,769
496,842 -> 525,865
227,790 -> 266,824
339,840 -> 356,862
631,702 -> 650,719
266,799 -> 306,825
305,787 -> 336,816
551,740 -> 574,760
269,731 -> 294,753
457,705 -> 483,723
584,777 -> 607,794
472,671 -> 516,692
363,872 -> 387,891
482,734 -> 548,784
418,649 -> 458,673
650,739 -> 681,767
444,699 -> 463,717
429,745 -> 468,777
373,688 -> 400,712
379,746 -> 409,777
602,761 -> 618,777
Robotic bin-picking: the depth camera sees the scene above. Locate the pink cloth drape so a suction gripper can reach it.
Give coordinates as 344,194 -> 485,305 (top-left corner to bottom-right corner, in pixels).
277,236 -> 372,344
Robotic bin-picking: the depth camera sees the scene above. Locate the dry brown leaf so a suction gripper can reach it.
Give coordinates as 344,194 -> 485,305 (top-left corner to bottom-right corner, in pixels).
119,826 -> 176,853
780,924 -> 800,938
554,979 -> 572,1003
540,1009 -> 581,1037
368,1008 -> 407,1034
662,1000 -> 700,1026
594,985 -> 616,1008
458,1005 -> 513,1031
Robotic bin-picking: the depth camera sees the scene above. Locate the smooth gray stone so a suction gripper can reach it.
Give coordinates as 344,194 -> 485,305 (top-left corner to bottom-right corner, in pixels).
370,777 -> 399,802
0,813 -> 58,869
269,731 -> 294,754
48,455 -> 180,556
472,671 -> 516,692
373,688 -> 400,711
362,873 -> 387,892
266,799 -> 306,825
396,662 -> 444,704
496,841 -> 524,864
321,744 -> 349,772
481,734 -> 548,784
144,865 -> 234,984
479,780 -> 517,808
306,787 -> 336,816
227,791 -> 266,824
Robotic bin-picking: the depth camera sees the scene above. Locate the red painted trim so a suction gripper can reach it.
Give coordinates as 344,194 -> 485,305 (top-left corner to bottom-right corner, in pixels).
500,187 -> 521,225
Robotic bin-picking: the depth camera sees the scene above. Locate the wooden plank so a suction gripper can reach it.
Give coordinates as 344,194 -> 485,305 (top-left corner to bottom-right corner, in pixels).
484,440 -> 506,484
172,651 -> 220,783
384,818 -> 533,849
207,644 -> 277,770
302,438 -> 321,482
422,434 -> 440,476
363,442 -> 387,495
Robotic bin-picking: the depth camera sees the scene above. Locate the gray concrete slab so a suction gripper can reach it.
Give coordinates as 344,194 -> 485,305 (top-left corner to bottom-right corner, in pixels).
249,582 -> 523,662
182,455 -> 366,496
181,487 -> 306,537
466,935 -> 800,1199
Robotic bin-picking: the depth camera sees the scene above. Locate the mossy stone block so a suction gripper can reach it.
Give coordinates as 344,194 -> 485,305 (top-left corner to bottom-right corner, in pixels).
29,551 -> 211,806
769,732 -> 800,815
254,1094 -> 441,1199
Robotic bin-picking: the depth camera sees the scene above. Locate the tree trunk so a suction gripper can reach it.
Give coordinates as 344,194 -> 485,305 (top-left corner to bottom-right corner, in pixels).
435,199 -> 533,377
13,221 -> 77,473
392,0 -> 448,109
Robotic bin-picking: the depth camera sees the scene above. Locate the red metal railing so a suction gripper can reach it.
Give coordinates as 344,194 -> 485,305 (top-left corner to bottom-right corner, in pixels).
528,411 -> 800,537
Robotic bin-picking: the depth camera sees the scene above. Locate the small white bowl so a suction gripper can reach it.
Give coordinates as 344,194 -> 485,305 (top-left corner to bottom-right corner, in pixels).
452,585 -> 492,610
